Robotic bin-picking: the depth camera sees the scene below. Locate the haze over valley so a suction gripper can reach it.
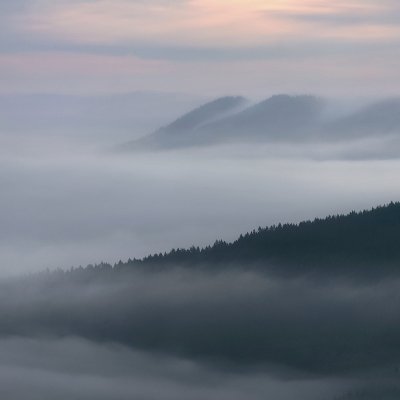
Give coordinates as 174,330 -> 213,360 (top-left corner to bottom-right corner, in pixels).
2,92 -> 400,274
2,0 -> 400,398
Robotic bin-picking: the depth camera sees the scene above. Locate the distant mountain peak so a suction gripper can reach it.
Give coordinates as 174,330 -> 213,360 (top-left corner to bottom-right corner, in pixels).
126,94 -> 327,150
194,94 -> 325,142
159,95 -> 248,135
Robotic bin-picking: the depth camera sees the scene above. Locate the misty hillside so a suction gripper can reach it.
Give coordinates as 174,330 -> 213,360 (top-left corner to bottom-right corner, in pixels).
154,96 -> 247,134
327,98 -> 400,138
131,96 -> 247,149
195,94 -> 324,142
118,201 -> 400,276
126,95 -> 400,150
130,94 -> 324,148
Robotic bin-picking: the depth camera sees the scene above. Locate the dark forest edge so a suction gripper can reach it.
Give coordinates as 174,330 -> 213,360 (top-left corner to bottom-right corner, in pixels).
6,202 -> 400,376
40,201 -> 400,279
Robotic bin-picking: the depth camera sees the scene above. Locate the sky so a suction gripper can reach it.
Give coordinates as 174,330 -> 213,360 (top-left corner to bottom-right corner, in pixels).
1,0 -> 400,97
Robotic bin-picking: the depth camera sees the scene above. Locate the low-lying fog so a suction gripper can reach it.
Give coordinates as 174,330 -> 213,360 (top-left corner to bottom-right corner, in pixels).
1,131 -> 400,275
2,93 -> 400,399
0,338 -> 346,400
1,268 -> 400,399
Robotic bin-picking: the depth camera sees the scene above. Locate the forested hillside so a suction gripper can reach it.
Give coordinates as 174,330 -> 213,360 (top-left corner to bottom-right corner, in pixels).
74,202 -> 400,277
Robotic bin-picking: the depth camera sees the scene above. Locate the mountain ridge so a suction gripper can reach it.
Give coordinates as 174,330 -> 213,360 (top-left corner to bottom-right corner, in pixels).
125,94 -> 400,150
54,201 -> 400,279
131,95 -> 248,149
127,201 -> 400,276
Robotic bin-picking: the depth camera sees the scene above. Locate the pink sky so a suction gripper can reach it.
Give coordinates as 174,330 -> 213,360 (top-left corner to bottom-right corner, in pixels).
1,0 -> 400,96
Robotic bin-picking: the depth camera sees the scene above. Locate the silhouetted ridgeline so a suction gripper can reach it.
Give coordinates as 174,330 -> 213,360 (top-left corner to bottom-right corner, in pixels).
53,202 -> 400,277
128,202 -> 400,275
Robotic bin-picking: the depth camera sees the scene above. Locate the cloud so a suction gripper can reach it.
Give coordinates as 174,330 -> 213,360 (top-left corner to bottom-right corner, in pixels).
2,234 -> 400,398
5,0 -> 400,51
2,108 -> 400,276
0,337 -> 347,400
1,268 -> 400,377
1,0 -> 400,95
264,1 -> 400,28
0,0 -> 33,13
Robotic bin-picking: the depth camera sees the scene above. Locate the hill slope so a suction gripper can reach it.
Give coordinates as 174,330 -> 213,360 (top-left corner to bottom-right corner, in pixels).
131,96 -> 247,149
128,94 -> 324,149
327,98 -> 400,139
121,202 -> 400,276
125,95 -> 400,150
195,94 -> 325,142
